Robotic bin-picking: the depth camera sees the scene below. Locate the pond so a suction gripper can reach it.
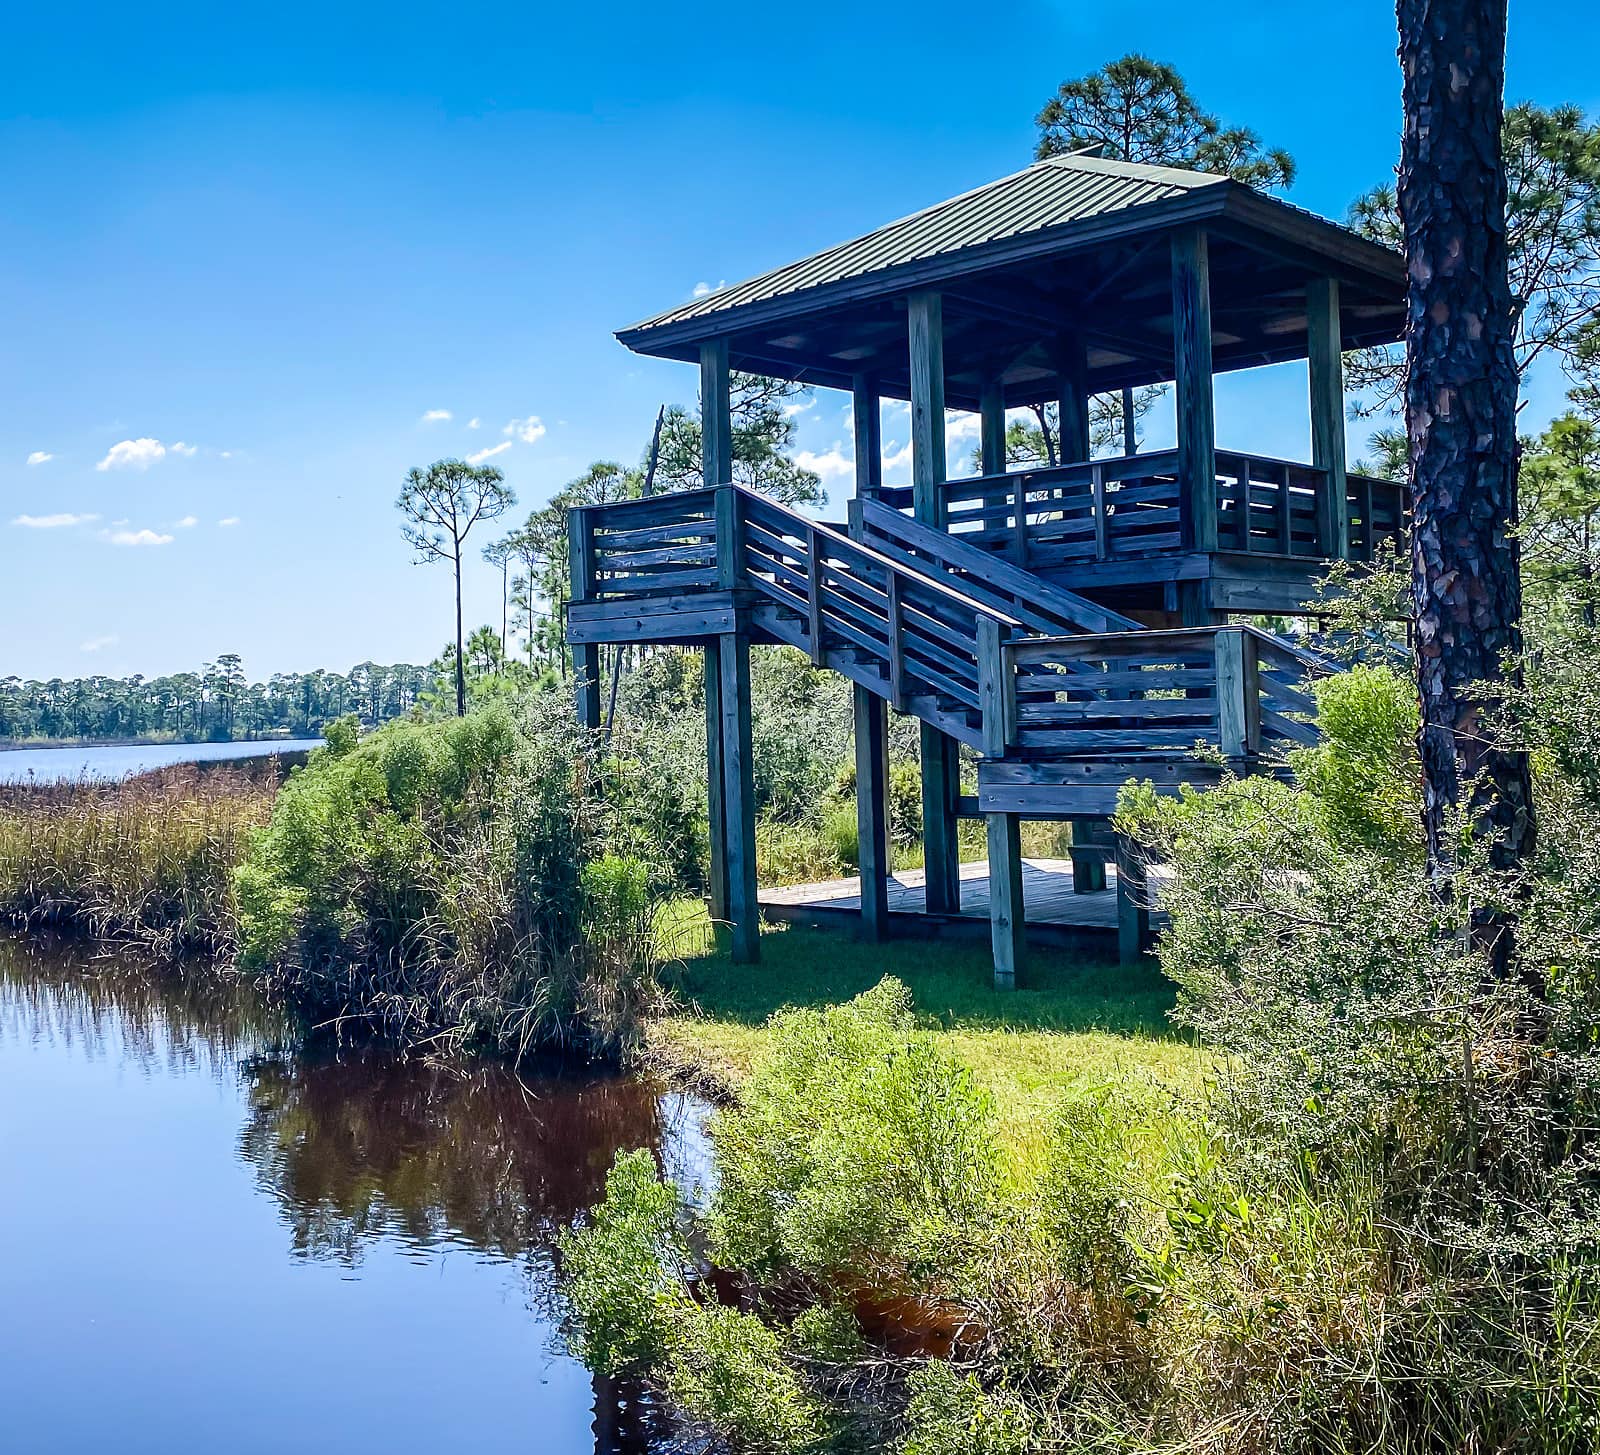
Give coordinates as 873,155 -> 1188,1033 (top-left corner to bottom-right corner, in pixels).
0,936 -> 710,1453
0,739 -> 325,783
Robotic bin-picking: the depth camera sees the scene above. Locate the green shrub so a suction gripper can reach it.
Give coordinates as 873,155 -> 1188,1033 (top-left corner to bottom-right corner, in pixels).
559,1148 -> 694,1373
708,978 -> 1001,1283
899,1363 -> 1035,1455
667,1302 -> 827,1452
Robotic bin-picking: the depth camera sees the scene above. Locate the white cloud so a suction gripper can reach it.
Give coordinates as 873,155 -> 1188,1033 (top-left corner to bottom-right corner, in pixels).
175,515 -> 199,528
691,280 -> 726,299
794,444 -> 856,485
170,441 -> 197,457
26,451 -> 54,466
422,408 -> 453,423
467,441 -> 512,465
503,415 -> 546,445
80,634 -> 118,653
13,512 -> 99,528
467,417 -> 481,430
219,450 -> 233,459
102,527 -> 174,547
218,516 -> 240,527
97,437 -> 167,471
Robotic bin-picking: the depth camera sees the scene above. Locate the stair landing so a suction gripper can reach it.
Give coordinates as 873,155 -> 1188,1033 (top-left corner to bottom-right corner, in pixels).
758,858 -> 1136,954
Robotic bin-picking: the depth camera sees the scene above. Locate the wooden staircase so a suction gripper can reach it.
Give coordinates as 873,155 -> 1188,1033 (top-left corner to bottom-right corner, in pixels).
569,483 -> 1327,818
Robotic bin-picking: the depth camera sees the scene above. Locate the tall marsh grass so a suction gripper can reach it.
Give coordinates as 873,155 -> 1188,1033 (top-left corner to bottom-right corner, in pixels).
0,765 -> 277,954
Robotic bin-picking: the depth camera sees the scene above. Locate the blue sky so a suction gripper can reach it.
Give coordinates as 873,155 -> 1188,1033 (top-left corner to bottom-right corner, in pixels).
6,0 -> 1597,681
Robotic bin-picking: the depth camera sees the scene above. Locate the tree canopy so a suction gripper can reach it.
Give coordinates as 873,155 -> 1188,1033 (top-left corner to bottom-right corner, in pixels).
1034,54 -> 1296,189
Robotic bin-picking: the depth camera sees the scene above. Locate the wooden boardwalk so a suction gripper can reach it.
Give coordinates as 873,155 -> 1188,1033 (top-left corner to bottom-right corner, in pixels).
759,857 -> 1126,948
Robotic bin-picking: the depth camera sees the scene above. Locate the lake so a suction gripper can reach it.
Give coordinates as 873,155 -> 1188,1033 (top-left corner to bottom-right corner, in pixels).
0,739 -> 325,783
0,936 -> 710,1454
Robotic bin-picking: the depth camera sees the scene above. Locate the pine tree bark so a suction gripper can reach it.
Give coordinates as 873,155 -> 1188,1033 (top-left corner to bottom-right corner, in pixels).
1397,0 -> 1535,971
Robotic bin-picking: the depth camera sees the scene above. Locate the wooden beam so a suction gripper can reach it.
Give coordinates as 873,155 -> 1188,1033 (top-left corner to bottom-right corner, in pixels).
717,631 -> 760,963
986,813 -> 1025,990
907,291 -> 947,526
853,684 -> 890,942
1171,228 -> 1217,553
1054,334 -> 1090,464
852,373 -> 883,499
1306,276 -> 1349,560
574,643 -> 602,731
700,338 -> 733,488
703,639 -> 729,925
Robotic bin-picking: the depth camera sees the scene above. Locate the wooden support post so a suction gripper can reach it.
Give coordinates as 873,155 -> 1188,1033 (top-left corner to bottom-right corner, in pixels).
979,378 -> 1007,477
569,506 -> 602,729
920,725 -> 961,916
703,638 -> 728,925
1171,228 -> 1217,553
1054,334 -> 1090,464
1116,835 -> 1151,965
976,617 -> 1015,759
1091,463 -> 1108,560
852,373 -> 883,501
1214,627 -> 1249,758
1070,819 -> 1110,893
907,291 -> 947,527
1307,277 -> 1349,560
715,483 -> 741,590
805,522 -> 825,663
1122,385 -> 1138,456
700,339 -> 733,488
986,812 -> 1025,990
574,644 -> 602,731
717,630 -> 760,964
909,288 -> 960,916
853,684 -> 890,942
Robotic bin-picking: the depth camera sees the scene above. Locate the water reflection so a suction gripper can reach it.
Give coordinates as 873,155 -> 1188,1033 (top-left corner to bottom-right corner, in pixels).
0,936 -> 704,1454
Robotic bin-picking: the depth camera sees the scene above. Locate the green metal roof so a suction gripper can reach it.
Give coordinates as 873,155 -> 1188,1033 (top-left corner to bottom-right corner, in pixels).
627,155 -> 1224,335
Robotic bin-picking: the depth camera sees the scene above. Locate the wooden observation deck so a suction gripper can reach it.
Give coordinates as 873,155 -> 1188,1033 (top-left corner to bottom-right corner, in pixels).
568,153 -> 1408,986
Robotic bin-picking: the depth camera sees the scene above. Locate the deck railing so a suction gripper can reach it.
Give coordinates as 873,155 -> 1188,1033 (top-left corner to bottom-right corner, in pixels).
877,449 -> 1406,568
982,623 -> 1324,761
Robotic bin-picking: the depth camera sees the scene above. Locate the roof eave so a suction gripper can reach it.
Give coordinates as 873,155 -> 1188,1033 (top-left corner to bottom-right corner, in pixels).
615,187 -> 1233,358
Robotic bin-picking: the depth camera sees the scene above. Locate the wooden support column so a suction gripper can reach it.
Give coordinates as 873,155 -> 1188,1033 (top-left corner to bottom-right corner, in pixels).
703,638 -> 728,924
1116,835 -> 1151,965
853,685 -> 890,942
986,813 -> 1025,989
1307,277 -> 1349,560
568,507 -> 602,729
717,630 -> 760,963
1171,228 -> 1217,553
979,378 -> 1007,477
701,339 -> 733,488
1054,334 -> 1091,464
908,289 -> 961,915
908,292 -> 947,526
1070,818 -> 1110,894
852,374 -> 883,500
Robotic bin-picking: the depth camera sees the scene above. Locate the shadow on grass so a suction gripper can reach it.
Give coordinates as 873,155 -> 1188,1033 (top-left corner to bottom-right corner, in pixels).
661,909 -> 1179,1041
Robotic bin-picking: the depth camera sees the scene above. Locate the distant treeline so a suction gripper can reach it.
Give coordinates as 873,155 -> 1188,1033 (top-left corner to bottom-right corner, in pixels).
1,656 -> 434,744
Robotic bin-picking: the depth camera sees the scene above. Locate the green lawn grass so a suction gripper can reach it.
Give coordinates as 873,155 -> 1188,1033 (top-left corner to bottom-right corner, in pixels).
650,898 -> 1209,1175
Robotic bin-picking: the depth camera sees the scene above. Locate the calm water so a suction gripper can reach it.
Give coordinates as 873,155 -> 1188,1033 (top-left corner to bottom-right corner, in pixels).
0,739 -> 324,783
0,937 -> 709,1454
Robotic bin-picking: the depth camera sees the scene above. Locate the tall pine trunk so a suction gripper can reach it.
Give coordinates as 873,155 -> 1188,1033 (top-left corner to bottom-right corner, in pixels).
453,546 -> 467,717
1397,0 -> 1534,972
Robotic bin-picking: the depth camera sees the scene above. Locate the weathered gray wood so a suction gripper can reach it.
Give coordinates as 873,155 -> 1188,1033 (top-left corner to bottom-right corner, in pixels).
715,484 -> 742,590
1171,227 -> 1217,554
700,339 -> 732,488
805,522 -> 825,663
920,724 -> 961,916
573,642 -> 602,730
979,378 -> 1007,478
852,374 -> 883,500
1214,628 -> 1249,757
886,573 -> 906,710
986,813 -> 1025,989
568,506 -> 596,603
703,638 -> 728,925
1054,334 -> 1090,463
1091,463 -> 1109,560
976,617 -> 1015,758
1116,836 -> 1150,965
1069,848 -> 1108,893
853,684 -> 890,942
908,291 -> 947,526
1306,276 -> 1349,560
718,631 -> 760,963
